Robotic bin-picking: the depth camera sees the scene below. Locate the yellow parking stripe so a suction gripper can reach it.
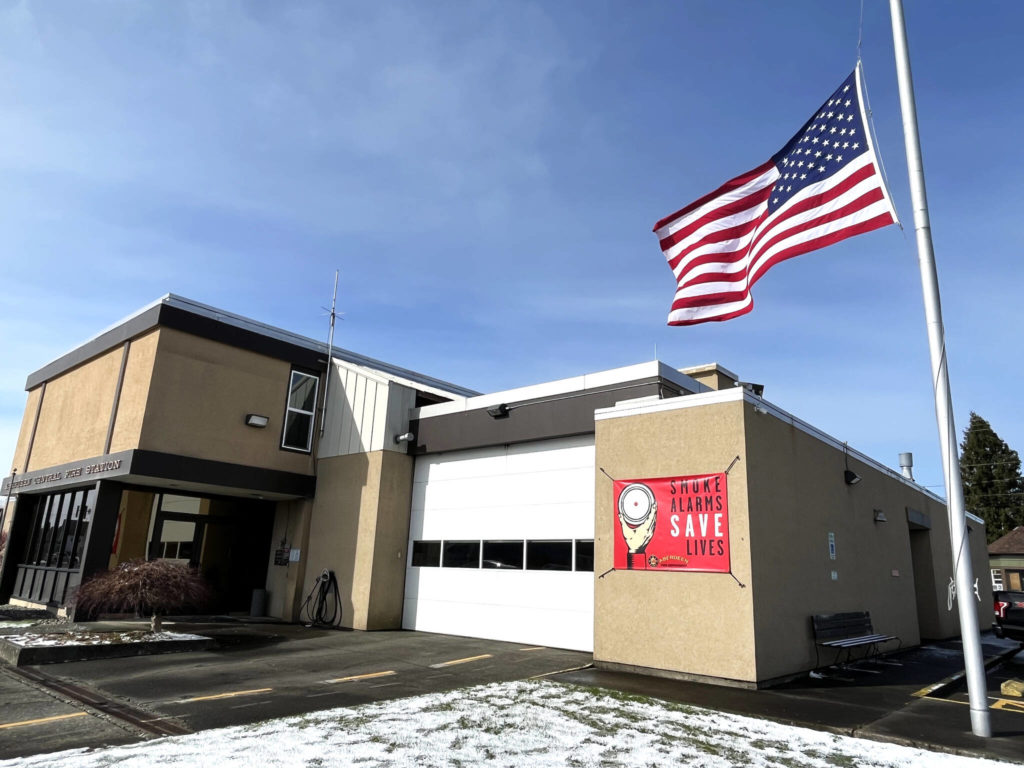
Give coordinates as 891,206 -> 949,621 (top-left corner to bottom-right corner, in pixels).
326,670 -> 396,684
178,687 -> 273,703
430,653 -> 493,669
992,698 -> 1024,713
519,647 -> 546,651
0,712 -> 89,730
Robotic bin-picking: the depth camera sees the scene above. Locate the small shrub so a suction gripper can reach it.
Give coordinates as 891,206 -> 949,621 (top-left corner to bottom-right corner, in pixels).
74,559 -> 213,632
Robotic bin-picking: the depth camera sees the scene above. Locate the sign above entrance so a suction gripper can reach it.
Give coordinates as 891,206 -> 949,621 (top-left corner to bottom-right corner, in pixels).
1,453 -> 131,495
613,473 -> 730,573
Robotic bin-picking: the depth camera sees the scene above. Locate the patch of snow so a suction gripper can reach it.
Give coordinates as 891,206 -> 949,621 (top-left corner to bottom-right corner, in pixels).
0,680 -> 1010,768
2,631 -> 207,647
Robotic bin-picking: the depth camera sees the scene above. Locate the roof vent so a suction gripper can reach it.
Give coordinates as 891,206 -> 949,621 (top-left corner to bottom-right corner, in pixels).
898,452 -> 914,481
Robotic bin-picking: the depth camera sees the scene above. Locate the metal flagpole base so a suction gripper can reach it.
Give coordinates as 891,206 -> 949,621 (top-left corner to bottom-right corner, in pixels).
971,708 -> 993,738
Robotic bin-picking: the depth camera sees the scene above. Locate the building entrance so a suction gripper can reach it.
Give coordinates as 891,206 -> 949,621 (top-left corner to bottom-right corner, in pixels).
112,491 -> 274,613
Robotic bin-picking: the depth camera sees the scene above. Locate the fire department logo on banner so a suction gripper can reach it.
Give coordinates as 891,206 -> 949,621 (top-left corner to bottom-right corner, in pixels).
613,473 -> 730,572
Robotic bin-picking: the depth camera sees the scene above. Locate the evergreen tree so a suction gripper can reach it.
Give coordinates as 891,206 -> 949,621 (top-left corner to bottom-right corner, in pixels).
960,412 -> 1024,543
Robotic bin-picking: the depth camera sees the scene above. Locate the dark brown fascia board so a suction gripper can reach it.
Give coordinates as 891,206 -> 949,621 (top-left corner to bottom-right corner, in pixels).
26,305 -> 163,390
409,378 -> 683,455
25,303 -> 326,391
2,449 -> 315,499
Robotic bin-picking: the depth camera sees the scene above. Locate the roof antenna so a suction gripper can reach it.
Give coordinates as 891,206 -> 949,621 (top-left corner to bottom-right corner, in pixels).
319,270 -> 340,437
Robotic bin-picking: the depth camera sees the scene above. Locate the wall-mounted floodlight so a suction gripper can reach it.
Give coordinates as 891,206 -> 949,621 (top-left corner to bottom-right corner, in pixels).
245,414 -> 270,428
873,509 -> 888,523
487,404 -> 511,419
844,470 -> 862,486
394,432 -> 415,444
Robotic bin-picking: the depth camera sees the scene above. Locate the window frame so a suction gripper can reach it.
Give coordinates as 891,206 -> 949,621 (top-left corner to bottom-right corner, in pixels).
280,368 -> 320,453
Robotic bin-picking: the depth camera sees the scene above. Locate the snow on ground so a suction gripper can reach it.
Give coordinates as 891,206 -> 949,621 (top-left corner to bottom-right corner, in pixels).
0,680 -> 1013,768
1,630 -> 207,647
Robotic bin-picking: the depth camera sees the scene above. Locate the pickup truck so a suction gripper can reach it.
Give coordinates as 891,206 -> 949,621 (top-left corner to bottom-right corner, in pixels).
993,591 -> 1024,641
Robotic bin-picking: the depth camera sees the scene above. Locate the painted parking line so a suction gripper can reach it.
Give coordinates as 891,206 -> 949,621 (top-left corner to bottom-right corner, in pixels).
519,647 -> 546,652
176,688 -> 274,703
0,712 -> 89,730
991,698 -> 1024,714
326,670 -> 396,684
429,653 -> 493,669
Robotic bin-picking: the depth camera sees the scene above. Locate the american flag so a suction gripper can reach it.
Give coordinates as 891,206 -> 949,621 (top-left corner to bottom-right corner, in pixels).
654,65 -> 898,326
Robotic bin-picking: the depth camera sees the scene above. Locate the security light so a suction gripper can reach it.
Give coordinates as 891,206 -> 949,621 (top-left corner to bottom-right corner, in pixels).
487,404 -> 511,419
844,470 -> 862,486
245,414 -> 270,428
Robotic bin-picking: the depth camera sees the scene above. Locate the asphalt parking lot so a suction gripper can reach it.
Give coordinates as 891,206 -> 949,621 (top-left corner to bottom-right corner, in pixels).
0,619 -> 589,760
1,617 -> 1023,764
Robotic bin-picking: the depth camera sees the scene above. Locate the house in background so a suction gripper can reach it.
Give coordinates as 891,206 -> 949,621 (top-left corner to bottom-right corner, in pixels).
989,526 -> 1024,591
0,294 -> 993,688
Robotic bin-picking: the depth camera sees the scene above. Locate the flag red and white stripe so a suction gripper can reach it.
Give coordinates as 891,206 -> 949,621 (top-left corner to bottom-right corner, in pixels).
654,65 -> 898,326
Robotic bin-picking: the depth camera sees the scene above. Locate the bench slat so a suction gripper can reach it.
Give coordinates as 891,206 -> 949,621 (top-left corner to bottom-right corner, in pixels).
821,634 -> 895,648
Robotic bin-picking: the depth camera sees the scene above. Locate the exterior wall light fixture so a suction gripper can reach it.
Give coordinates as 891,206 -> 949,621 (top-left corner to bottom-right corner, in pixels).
873,509 -> 888,523
487,403 -> 511,419
394,432 -> 415,444
245,414 -> 270,428
844,469 -> 862,486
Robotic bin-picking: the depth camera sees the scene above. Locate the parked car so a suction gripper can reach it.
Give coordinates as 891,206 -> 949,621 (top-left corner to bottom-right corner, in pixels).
993,591 -> 1024,641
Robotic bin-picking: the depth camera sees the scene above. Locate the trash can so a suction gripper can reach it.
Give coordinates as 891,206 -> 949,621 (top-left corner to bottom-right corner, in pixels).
250,588 -> 268,618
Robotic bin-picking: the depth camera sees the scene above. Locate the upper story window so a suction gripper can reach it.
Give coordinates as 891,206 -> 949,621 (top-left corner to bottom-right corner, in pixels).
282,369 -> 319,452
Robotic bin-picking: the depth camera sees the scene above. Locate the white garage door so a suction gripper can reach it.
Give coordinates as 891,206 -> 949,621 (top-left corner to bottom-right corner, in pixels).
402,435 -> 595,651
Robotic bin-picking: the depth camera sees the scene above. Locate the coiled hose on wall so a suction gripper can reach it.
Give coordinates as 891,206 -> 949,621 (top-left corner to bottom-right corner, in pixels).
300,569 -> 342,627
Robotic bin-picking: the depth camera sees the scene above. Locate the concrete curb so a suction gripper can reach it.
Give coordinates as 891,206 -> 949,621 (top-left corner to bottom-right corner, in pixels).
0,635 -> 215,666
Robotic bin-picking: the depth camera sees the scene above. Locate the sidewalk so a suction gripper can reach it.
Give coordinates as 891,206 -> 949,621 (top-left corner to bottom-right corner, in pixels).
556,635 -> 1024,764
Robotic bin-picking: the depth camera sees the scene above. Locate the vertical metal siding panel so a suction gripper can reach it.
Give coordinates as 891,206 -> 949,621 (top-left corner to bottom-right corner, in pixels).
348,374 -> 367,456
322,364 -> 343,458
338,368 -> 356,456
368,380 -> 390,451
359,378 -> 378,453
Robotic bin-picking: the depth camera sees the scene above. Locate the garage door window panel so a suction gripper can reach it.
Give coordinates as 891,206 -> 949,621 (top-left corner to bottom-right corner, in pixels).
412,541 -> 441,567
527,540 -> 572,571
483,541 -> 524,570
442,541 -> 480,568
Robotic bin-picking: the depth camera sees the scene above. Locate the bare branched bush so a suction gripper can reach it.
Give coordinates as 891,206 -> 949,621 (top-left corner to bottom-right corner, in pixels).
74,559 -> 213,632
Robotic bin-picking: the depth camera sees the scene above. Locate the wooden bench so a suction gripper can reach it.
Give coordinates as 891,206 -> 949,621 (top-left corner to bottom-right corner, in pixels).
811,611 -> 900,668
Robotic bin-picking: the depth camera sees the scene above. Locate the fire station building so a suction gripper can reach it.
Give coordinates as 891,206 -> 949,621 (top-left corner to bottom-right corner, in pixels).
0,295 -> 991,687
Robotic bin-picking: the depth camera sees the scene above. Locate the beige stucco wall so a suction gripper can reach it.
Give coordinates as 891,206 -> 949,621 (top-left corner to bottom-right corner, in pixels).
109,489 -> 155,569
27,347 -> 125,471
595,394 -> 987,686
11,388 -> 43,475
594,399 -> 756,684
108,331 -> 160,453
304,450 -> 414,630
743,404 -> 922,680
265,498 -> 313,621
139,328 -> 315,475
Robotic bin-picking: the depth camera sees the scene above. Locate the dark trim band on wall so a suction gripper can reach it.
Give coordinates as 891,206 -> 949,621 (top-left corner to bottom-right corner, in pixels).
410,378 -> 677,455
104,342 -> 131,455
2,449 -> 315,499
129,450 -> 316,498
25,303 -> 327,391
26,306 -> 162,390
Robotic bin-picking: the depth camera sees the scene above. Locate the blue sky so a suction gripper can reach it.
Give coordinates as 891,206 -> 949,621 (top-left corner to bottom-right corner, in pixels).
1,1 -> 1021,497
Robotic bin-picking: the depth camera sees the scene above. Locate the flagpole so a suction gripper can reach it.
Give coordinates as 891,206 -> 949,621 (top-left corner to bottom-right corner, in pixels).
889,0 -> 990,738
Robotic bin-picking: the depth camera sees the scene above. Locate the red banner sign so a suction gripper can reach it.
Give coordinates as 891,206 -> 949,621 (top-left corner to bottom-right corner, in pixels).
613,473 -> 730,572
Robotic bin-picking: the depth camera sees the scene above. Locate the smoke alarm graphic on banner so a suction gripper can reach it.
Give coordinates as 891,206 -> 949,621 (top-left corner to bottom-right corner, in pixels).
614,473 -> 730,572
